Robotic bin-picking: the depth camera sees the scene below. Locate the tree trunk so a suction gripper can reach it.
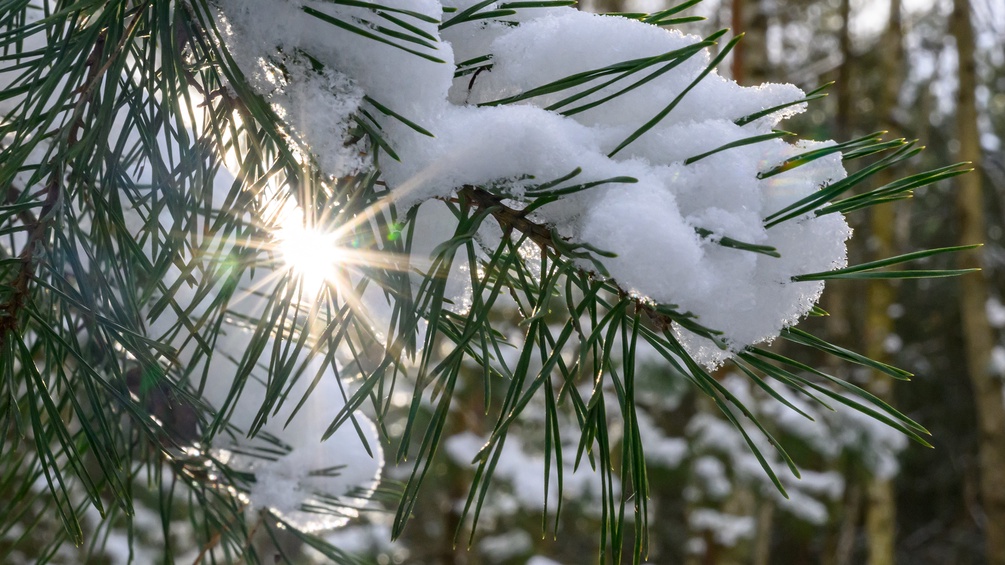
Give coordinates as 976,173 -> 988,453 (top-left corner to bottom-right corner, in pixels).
731,0 -> 769,85
829,480 -> 863,565
862,3 -> 903,564
587,0 -> 627,13
951,1 -> 1005,563
835,0 -> 853,140
751,499 -> 775,565
824,0 -> 855,371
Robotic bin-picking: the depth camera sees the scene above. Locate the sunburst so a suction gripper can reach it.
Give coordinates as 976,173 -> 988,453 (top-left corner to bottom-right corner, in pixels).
273,205 -> 345,298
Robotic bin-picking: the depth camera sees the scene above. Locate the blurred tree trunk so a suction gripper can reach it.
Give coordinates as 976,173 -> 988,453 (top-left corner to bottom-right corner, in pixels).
835,0 -> 852,139
862,3 -> 903,564
588,0 -> 626,13
823,0 -> 855,353
826,480 -> 862,565
951,1 -> 1005,564
751,500 -> 774,565
822,2 -> 860,559
731,0 -> 768,84
730,4 -> 774,561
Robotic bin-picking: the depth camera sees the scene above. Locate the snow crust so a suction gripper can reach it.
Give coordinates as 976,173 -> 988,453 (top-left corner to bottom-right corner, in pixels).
212,0 -> 852,365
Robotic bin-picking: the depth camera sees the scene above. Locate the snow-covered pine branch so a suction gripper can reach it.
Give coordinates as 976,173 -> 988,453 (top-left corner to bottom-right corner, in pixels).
0,0 -> 969,561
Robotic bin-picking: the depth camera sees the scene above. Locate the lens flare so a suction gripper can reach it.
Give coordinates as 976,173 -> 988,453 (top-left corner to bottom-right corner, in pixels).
266,193 -> 421,310
274,209 -> 343,297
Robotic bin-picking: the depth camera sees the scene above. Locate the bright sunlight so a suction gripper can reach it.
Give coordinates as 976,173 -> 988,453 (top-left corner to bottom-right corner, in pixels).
274,207 -> 344,297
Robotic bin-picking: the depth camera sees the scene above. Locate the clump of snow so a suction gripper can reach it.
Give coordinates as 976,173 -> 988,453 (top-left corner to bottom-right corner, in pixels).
212,1 -> 852,366
267,60 -> 366,175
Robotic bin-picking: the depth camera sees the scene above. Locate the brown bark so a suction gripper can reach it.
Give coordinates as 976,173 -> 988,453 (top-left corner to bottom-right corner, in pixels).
824,0 -> 855,373
830,481 -> 863,565
951,1 -> 1005,563
864,472 -> 897,565
824,0 -> 856,351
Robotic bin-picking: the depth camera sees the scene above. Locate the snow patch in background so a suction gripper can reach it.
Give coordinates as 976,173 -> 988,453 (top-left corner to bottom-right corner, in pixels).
689,509 -> 755,546
986,296 -> 1005,328
444,431 -> 606,511
990,345 -> 1005,377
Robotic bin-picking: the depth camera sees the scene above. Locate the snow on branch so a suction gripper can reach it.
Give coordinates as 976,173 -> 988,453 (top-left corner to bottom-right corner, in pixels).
212,0 -> 851,366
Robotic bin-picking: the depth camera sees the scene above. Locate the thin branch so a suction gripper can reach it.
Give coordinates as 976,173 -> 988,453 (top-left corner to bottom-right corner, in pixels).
457,186 -> 556,251
457,186 -> 690,333
0,6 -> 143,339
0,169 -> 61,337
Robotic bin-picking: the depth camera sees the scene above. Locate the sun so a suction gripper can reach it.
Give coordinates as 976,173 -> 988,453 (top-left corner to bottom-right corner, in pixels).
264,191 -> 419,306
274,208 -> 345,297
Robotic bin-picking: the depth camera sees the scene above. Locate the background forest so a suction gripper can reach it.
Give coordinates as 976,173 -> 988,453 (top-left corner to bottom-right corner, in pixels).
2,0 -> 1003,564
